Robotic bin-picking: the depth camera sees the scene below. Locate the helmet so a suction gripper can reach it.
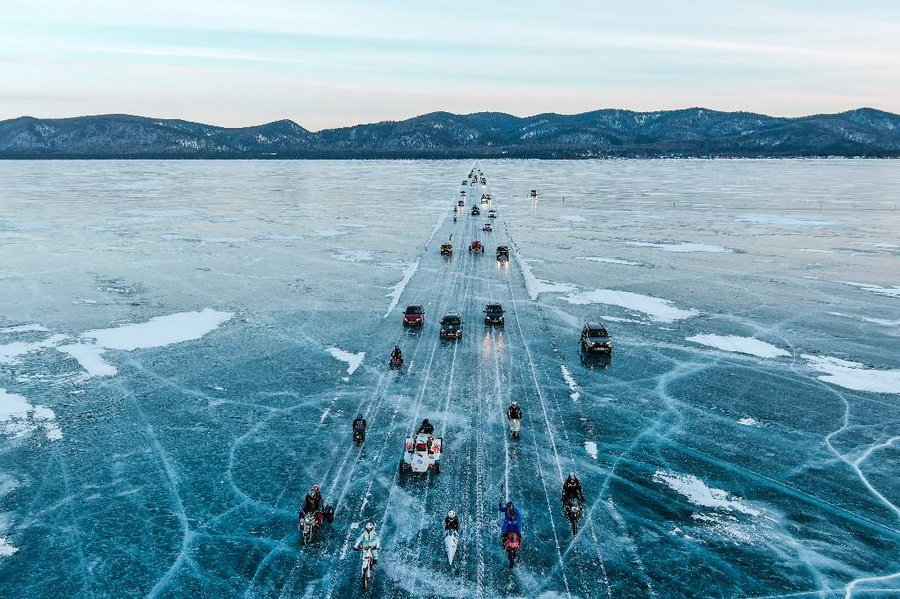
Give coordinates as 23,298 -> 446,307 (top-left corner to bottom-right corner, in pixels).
568,472 -> 576,480
422,418 -> 430,424
511,400 -> 518,406
394,345 -> 400,350
356,413 -> 363,420
448,510 -> 456,519
365,521 -> 374,531
506,501 -> 514,511
312,484 -> 320,493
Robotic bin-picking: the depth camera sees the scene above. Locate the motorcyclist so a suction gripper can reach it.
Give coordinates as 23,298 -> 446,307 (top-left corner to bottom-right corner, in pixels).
391,346 -> 402,361
417,418 -> 434,435
353,521 -> 381,568
562,472 -> 586,504
498,500 -> 522,544
506,401 -> 522,438
353,413 -> 366,439
445,510 -> 460,532
299,484 -> 324,525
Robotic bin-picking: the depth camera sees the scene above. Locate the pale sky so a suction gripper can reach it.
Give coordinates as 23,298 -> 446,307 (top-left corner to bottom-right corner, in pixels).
1,0 -> 898,130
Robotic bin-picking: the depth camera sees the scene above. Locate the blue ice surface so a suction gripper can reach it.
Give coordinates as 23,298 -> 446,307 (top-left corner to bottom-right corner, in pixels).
0,160 -> 898,598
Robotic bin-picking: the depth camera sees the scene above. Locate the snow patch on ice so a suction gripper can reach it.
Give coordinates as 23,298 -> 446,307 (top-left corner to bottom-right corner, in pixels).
0,334 -> 68,365
856,242 -> 899,249
797,248 -> 837,254
518,256 -> 577,300
563,289 -> 698,323
384,260 -> 419,317
738,416 -> 760,426
686,334 -> 790,358
829,312 -> 900,327
653,470 -> 760,517
601,315 -> 644,324
57,309 -> 232,378
736,214 -> 837,227
558,215 -> 586,222
122,209 -> 196,217
626,241 -> 733,253
313,229 -> 347,238
331,249 -> 374,263
834,281 -> 900,299
84,309 -> 233,350
802,354 -> 900,394
327,348 -> 364,376
575,256 -> 643,266
0,324 -> 50,334
584,441 -> 598,460
0,388 -> 61,441
560,365 -> 580,401
0,537 -> 17,559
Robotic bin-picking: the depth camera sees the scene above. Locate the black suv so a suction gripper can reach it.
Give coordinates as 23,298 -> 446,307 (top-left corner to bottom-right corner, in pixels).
580,323 -> 612,353
496,245 -> 509,262
484,304 -> 505,325
440,314 -> 463,339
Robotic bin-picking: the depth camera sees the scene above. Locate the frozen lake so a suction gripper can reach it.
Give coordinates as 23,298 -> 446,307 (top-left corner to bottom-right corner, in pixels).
1,159 -> 898,598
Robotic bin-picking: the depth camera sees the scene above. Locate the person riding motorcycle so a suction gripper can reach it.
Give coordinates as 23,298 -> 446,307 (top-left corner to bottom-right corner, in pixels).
417,418 -> 434,435
506,401 -> 522,438
299,484 -> 324,525
498,500 -> 522,544
562,472 -> 586,504
391,346 -> 402,361
445,510 -> 460,532
353,413 -> 366,439
354,521 -> 381,568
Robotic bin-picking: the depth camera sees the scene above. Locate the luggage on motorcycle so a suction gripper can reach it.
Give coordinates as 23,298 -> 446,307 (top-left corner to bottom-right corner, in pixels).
444,530 -> 459,565
324,504 -> 335,524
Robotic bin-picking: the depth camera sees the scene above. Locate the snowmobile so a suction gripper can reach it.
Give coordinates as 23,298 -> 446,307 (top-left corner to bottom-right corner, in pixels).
504,532 -> 521,568
297,504 -> 335,545
399,432 -> 442,478
563,497 -> 583,535
445,530 -> 460,565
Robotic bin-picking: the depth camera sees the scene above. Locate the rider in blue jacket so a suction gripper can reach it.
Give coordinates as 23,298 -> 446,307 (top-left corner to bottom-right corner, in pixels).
498,500 -> 522,542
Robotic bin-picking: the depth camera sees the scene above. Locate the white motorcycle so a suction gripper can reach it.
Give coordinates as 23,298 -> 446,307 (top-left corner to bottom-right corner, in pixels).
356,544 -> 377,590
509,418 -> 521,440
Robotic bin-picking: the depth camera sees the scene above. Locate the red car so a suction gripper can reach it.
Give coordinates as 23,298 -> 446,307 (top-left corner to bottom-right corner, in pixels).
402,305 -> 425,326
469,240 -> 484,253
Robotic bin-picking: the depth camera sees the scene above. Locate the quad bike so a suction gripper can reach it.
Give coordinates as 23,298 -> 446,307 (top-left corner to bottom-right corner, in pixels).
563,497 -> 583,535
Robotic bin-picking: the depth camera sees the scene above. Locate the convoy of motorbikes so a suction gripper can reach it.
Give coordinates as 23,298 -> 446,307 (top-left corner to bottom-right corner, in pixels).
297,166 -> 600,589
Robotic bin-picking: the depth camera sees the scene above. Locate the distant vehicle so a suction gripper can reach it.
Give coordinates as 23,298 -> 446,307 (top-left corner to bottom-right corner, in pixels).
460,190 -> 467,197
458,200 -> 465,207
402,304 -> 425,327
480,194 -> 489,204
484,303 -> 505,325
488,209 -> 497,219
399,432 -> 442,476
462,179 -> 468,186
441,243 -> 453,255
530,189 -> 538,199
440,314 -> 463,339
496,245 -> 510,262
469,240 -> 484,253
480,177 -> 486,185
482,222 -> 493,232
471,206 -> 480,216
580,323 -> 612,353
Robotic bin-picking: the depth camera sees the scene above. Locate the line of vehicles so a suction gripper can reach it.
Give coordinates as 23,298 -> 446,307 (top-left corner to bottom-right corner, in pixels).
298,167 -> 602,589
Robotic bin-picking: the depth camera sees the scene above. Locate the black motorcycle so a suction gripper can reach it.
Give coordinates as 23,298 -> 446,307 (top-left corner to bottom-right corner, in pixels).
353,428 -> 365,447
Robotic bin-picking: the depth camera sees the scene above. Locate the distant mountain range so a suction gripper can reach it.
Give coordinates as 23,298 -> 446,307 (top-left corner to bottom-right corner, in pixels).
1,107 -> 899,158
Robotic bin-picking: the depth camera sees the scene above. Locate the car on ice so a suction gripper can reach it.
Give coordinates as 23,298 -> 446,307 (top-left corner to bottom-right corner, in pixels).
496,245 -> 510,262
469,240 -> 484,253
484,303 -> 505,325
471,206 -> 480,216
481,193 -> 491,204
488,209 -> 497,219
399,432 -> 442,477
402,305 -> 425,327
458,199 -> 465,207
580,322 -> 612,353
482,222 -> 492,232
441,243 -> 453,255
440,314 -> 462,339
